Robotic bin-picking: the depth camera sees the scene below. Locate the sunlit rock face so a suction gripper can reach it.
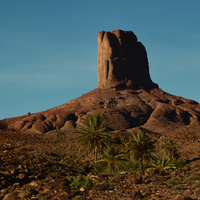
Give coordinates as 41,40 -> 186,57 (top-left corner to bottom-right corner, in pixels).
97,29 -> 158,90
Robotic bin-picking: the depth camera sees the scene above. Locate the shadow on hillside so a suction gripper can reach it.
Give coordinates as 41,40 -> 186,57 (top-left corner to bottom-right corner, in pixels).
185,157 -> 200,164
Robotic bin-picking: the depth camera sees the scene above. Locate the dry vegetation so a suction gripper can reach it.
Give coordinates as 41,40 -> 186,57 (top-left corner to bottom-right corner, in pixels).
0,129 -> 200,199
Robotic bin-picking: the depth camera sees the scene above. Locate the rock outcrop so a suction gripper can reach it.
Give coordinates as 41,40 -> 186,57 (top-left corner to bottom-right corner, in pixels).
0,30 -> 200,141
0,88 -> 200,138
97,30 -> 158,89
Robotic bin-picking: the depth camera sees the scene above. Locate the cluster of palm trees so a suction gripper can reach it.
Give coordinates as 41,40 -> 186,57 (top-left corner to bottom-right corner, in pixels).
75,113 -> 181,174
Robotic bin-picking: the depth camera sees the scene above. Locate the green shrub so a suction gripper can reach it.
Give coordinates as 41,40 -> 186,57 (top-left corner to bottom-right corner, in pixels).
107,181 -> 120,189
171,158 -> 185,169
66,176 -> 73,183
151,157 -> 176,170
97,145 -> 127,173
58,159 -> 65,165
123,131 -> 155,174
119,160 -> 140,173
72,196 -> 85,200
187,174 -> 200,180
162,138 -> 180,159
56,130 -> 66,137
164,177 -> 177,184
193,181 -> 200,188
92,162 -> 107,174
172,184 -> 182,190
121,136 -> 129,144
195,188 -> 200,194
26,185 -> 34,190
66,175 -> 93,190
113,174 -> 124,181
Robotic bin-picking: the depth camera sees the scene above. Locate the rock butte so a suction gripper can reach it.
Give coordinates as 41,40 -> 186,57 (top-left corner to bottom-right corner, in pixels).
97,30 -> 158,90
0,30 -> 200,142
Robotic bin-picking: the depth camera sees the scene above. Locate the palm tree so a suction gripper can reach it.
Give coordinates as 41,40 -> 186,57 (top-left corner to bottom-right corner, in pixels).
162,138 -> 180,159
124,131 -> 155,174
75,113 -> 113,162
151,156 -> 176,170
92,162 -> 107,174
97,145 -> 127,173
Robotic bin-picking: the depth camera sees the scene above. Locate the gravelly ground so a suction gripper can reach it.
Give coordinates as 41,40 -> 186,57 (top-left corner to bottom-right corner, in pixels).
1,130 -> 200,200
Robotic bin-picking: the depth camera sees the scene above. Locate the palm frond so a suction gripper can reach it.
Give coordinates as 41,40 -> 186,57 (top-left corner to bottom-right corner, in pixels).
151,157 -> 176,170
97,146 -> 127,173
75,113 -> 113,162
124,131 -> 155,173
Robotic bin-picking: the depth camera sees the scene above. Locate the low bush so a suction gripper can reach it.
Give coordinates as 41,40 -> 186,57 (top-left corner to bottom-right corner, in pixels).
187,174 -> 200,180
72,196 -> 85,200
195,188 -> 200,194
151,157 -> 176,170
164,177 -> 177,184
92,162 -> 107,174
118,160 -> 140,173
171,158 -> 185,169
66,175 -> 93,190
172,184 -> 182,190
107,181 -> 120,189
56,130 -> 66,137
193,181 -> 200,188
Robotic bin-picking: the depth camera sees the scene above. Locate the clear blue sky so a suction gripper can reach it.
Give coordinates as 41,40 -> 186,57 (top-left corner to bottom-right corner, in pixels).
1,0 -> 200,120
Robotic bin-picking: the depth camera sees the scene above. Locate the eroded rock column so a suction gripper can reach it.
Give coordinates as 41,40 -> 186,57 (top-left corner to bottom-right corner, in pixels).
97,29 -> 158,90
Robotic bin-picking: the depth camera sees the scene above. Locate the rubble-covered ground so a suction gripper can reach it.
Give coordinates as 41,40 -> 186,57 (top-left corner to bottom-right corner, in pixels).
0,130 -> 200,200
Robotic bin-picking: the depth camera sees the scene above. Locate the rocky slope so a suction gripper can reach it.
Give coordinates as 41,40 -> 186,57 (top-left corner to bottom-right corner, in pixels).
1,130 -> 200,200
0,87 -> 200,138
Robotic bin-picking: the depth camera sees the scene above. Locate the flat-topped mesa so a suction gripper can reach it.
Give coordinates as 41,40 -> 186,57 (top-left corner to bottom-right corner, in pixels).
97,29 -> 158,90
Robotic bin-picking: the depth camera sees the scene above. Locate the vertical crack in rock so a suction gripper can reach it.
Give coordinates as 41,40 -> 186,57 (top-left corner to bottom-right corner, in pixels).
106,60 -> 109,80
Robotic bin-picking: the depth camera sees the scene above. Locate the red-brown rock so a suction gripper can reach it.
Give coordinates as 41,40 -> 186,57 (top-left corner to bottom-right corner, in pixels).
97,29 -> 158,90
0,30 -> 200,146
1,88 -> 200,138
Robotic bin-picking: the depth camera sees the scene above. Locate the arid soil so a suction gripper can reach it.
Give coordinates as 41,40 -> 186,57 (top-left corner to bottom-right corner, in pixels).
1,130 -> 200,200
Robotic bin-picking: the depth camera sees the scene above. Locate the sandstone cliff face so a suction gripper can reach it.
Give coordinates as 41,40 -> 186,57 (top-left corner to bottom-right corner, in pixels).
97,30 -> 158,89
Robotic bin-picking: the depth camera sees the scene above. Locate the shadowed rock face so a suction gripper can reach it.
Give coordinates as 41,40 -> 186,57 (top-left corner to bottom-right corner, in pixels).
97,30 -> 158,90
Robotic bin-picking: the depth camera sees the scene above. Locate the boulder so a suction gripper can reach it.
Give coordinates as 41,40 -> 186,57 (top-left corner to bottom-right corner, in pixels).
129,190 -> 143,200
2,191 -> 17,200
